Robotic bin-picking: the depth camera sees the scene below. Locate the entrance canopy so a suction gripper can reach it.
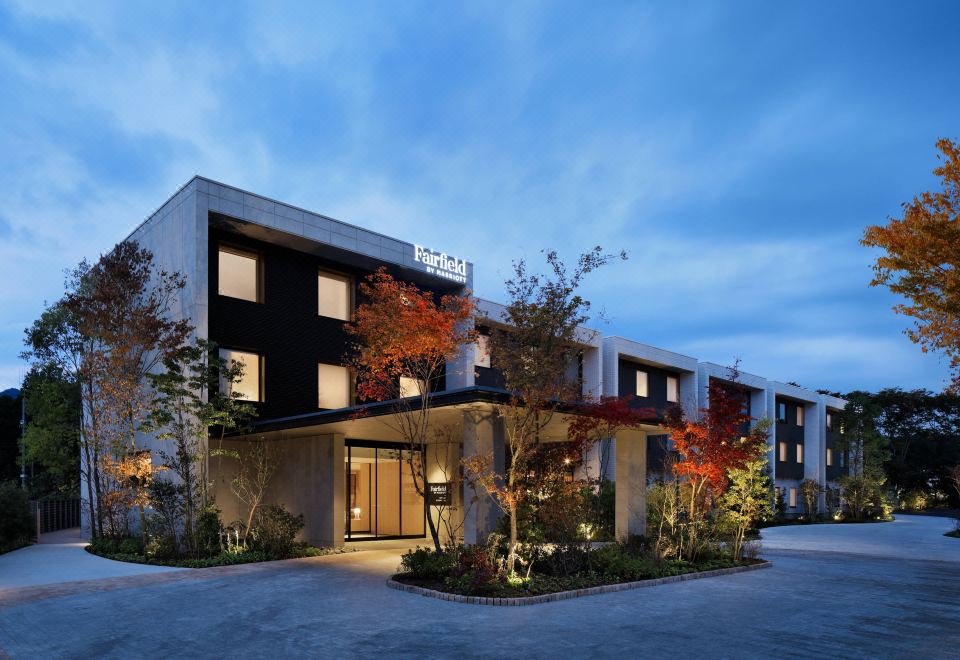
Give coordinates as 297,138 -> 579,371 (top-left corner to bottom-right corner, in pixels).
216,387 -> 666,547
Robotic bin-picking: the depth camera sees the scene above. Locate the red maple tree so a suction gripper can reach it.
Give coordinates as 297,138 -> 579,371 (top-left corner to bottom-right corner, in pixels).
346,268 -> 476,552
662,367 -> 768,558
567,396 -> 657,477
347,268 -> 475,403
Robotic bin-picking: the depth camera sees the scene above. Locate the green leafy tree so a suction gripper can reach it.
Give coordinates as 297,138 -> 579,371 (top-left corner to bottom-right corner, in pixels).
871,388 -> 960,503
464,247 -> 626,575
144,339 -> 255,557
23,290 -> 103,535
799,479 -> 821,521
0,481 -> 35,553
21,366 -> 82,498
836,393 -> 890,519
717,420 -> 773,561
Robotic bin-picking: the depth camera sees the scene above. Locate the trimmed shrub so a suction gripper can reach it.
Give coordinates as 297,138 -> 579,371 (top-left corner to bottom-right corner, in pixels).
195,506 -> 222,558
444,544 -> 502,596
89,536 -> 143,556
618,534 -> 648,558
0,481 -> 34,553
119,536 -> 145,555
534,545 -> 592,577
900,490 -> 927,511
399,546 -> 459,580
252,505 -> 304,558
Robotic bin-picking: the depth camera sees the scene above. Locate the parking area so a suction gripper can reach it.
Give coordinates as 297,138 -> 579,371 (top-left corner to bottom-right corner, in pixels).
0,515 -> 957,658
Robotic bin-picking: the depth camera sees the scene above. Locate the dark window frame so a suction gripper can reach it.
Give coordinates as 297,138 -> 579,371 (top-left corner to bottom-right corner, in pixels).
219,346 -> 265,403
317,268 -> 355,321
217,243 -> 264,304
317,361 -> 355,410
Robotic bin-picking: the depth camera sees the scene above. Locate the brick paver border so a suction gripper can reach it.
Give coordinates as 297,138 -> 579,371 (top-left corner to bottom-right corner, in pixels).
387,560 -> 772,606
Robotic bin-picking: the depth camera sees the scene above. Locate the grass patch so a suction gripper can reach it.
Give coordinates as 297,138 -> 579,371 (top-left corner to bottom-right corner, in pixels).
86,542 -> 347,568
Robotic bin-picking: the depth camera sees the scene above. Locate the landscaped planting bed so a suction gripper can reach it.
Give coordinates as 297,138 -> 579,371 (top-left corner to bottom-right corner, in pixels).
390,559 -> 769,605
86,537 -> 346,568
391,540 -> 767,603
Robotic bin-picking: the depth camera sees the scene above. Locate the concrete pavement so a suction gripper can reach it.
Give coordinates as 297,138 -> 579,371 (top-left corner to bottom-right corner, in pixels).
0,516 -> 957,658
0,528 -> 184,591
761,513 -> 958,562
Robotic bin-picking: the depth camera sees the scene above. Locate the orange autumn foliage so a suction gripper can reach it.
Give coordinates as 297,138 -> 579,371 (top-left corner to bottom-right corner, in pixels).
346,268 -> 476,403
863,138 -> 960,392
664,372 -> 768,496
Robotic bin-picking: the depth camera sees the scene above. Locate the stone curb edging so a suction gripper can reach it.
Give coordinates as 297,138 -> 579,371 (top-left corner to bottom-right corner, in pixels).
387,560 -> 771,606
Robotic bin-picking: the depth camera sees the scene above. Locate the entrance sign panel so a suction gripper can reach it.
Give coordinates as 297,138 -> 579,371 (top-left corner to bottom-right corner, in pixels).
428,482 -> 452,506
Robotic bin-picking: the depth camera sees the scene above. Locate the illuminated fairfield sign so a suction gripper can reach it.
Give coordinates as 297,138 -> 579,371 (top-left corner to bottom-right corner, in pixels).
414,245 -> 468,284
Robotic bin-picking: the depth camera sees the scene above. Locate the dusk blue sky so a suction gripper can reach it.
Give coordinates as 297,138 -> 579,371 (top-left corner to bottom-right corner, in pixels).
1,1 -> 958,394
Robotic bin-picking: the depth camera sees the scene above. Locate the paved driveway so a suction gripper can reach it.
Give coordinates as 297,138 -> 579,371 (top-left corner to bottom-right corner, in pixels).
0,515 -> 957,659
0,528 -> 184,591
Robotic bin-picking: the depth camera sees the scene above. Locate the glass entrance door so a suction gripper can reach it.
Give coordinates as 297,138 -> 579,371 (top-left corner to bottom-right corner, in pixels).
345,441 -> 425,540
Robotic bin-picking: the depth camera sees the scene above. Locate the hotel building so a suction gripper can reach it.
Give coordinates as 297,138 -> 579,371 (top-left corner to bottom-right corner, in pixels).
85,176 -> 848,544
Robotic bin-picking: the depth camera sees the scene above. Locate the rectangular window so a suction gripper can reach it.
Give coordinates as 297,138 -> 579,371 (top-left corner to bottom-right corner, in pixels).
219,348 -> 262,402
474,334 -> 491,369
826,413 -> 833,430
636,370 -> 649,398
218,247 -> 259,302
827,448 -> 834,467
318,271 -> 352,321
778,402 -> 787,422
789,487 -> 798,508
666,376 -> 679,403
779,441 -> 787,462
796,405 -> 804,427
399,376 -> 425,398
318,363 -> 351,409
796,443 -> 804,464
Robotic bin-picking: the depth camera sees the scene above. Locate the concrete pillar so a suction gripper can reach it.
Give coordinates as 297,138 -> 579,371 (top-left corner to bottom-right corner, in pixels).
678,372 -> 699,419
615,429 -> 647,540
330,434 -> 345,544
803,402 -> 823,513
462,407 -> 504,545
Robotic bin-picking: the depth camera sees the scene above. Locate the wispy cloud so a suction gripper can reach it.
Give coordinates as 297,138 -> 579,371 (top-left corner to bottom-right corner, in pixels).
0,1 -> 956,393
